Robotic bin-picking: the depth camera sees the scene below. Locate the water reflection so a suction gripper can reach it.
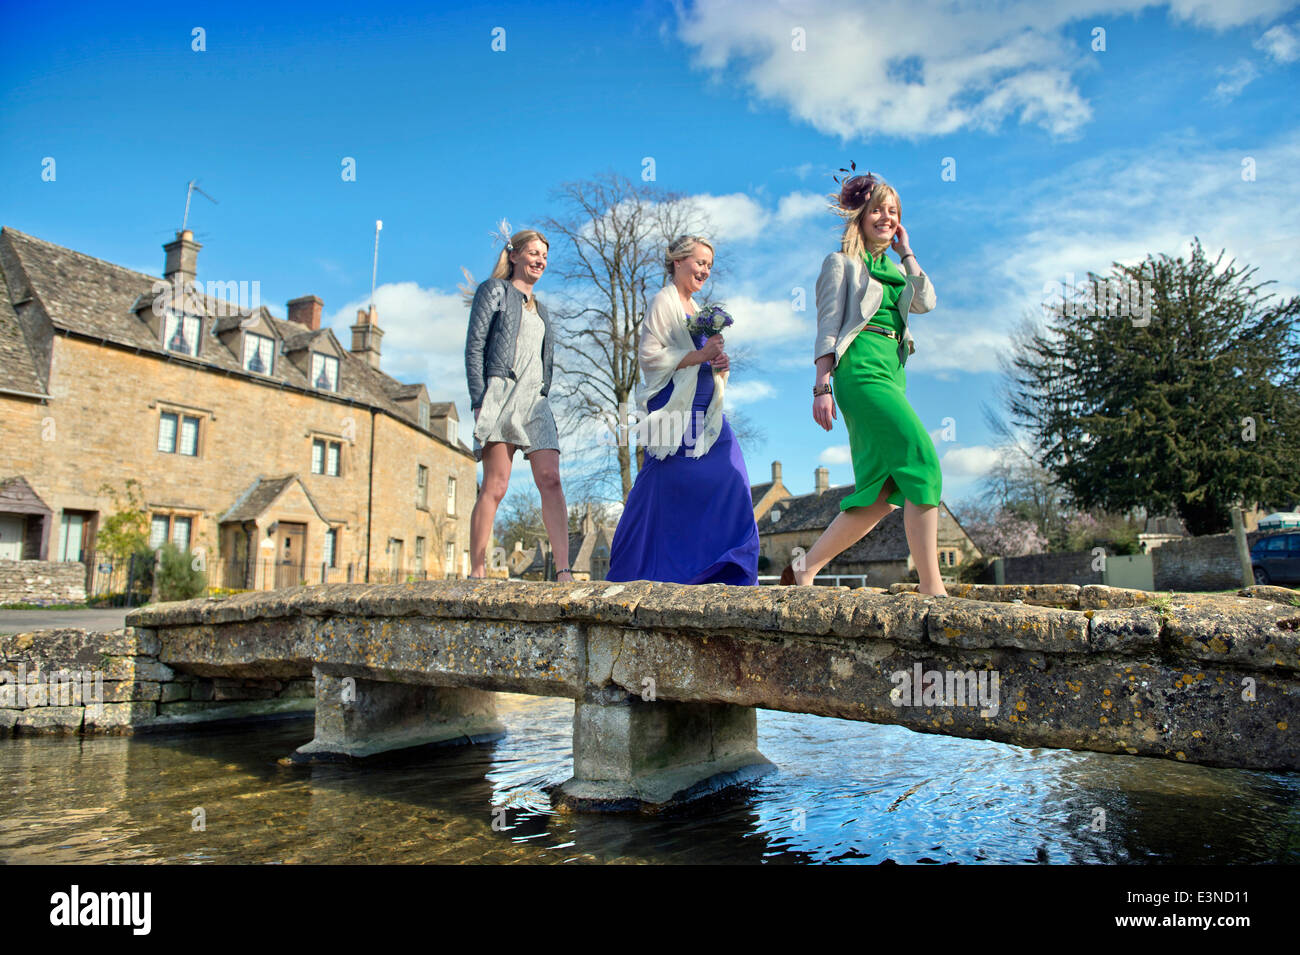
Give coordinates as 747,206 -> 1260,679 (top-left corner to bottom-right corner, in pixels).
1,693 -> 1296,864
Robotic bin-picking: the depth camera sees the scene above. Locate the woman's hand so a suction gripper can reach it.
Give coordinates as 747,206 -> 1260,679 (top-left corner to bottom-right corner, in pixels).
813,392 -> 837,431
697,334 -> 724,364
890,222 -> 912,258
712,351 -> 730,374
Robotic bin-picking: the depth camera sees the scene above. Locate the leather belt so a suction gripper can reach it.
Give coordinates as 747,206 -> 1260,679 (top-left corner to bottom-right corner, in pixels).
863,323 -> 902,342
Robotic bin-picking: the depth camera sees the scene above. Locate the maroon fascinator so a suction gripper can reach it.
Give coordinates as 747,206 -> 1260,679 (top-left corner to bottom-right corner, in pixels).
833,160 -> 877,212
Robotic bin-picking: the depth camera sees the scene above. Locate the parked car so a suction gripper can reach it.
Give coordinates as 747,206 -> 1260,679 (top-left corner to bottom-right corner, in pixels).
1250,532 -> 1300,585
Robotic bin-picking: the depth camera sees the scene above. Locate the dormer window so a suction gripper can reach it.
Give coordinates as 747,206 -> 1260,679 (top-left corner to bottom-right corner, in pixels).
163,308 -> 201,357
311,353 -> 339,391
243,332 -> 274,375
419,399 -> 429,431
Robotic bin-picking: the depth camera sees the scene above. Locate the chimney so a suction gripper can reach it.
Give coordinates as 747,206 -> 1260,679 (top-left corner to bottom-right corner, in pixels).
772,461 -> 782,484
350,304 -> 384,370
287,295 -> 323,331
163,229 -> 201,289
582,503 -> 595,536
815,467 -> 829,495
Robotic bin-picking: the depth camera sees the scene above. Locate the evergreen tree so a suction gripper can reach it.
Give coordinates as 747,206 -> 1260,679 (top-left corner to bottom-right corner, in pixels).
1003,239 -> 1299,535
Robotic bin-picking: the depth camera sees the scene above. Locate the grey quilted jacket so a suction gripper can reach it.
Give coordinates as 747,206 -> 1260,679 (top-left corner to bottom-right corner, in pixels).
464,278 -> 554,411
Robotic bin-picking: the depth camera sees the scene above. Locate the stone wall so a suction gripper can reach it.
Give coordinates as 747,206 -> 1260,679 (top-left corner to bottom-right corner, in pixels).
998,551 -> 1103,587
992,531 -> 1288,591
0,627 -> 314,736
1152,531 -> 1273,591
0,559 -> 86,605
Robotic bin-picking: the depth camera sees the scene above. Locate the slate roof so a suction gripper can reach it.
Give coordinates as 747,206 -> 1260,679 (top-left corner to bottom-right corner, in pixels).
0,227 -> 470,459
220,474 -> 331,525
759,484 -> 855,534
757,482 -> 968,563
0,260 -> 47,396
0,475 -> 52,514
750,481 -> 774,508
840,507 -> 911,562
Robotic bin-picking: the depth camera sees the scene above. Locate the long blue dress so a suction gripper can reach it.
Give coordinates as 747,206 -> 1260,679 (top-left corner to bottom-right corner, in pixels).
607,336 -> 760,585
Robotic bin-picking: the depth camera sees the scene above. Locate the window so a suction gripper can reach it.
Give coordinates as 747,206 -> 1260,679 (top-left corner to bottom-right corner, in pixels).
312,438 -> 341,476
447,419 -> 456,443
938,549 -> 959,567
415,537 -> 425,567
311,353 -> 339,391
445,541 -> 455,576
158,412 -> 201,455
150,514 -> 193,551
419,400 -> 429,431
446,477 -> 456,516
59,514 -> 85,562
171,517 -> 192,551
324,528 -> 338,568
162,308 -> 201,356
243,333 -> 274,374
417,465 -> 429,508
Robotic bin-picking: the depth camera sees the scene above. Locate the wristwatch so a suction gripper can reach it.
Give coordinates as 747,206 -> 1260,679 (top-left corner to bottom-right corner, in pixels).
813,383 -> 832,397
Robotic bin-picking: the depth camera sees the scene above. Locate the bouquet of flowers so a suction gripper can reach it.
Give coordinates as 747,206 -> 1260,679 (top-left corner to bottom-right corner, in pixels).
686,303 -> 734,349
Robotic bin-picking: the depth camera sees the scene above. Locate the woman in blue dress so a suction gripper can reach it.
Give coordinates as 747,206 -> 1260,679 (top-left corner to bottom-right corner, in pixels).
606,236 -> 760,585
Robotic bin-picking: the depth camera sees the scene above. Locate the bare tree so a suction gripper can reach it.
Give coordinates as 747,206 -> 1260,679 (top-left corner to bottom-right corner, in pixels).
538,172 -> 712,501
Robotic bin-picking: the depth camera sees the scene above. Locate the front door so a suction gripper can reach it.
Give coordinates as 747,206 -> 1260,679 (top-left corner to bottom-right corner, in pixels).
0,516 -> 23,560
278,523 -> 307,587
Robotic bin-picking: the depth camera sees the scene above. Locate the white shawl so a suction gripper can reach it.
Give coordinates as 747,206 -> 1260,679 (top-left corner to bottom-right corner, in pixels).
636,285 -> 727,459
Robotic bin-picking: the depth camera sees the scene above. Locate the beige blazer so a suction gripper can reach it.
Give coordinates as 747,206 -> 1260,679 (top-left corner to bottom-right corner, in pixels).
814,251 -> 937,368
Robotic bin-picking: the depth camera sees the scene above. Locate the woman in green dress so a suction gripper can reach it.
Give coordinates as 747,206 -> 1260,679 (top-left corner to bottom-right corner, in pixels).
782,169 -> 947,596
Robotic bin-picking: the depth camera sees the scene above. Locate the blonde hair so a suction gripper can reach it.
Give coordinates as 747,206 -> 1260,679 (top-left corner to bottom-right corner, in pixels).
491,229 -> 549,280
839,183 -> 901,261
664,235 -> 715,281
459,228 -> 549,305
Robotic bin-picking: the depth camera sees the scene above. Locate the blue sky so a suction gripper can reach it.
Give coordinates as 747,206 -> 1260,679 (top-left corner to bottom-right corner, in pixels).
3,0 -> 1298,509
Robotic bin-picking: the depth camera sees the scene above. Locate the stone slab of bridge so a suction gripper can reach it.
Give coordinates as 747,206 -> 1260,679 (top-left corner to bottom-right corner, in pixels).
125,580 -> 1300,812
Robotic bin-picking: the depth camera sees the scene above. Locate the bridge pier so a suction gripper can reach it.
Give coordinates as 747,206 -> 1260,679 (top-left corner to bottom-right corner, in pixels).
555,690 -> 775,812
293,668 -> 505,761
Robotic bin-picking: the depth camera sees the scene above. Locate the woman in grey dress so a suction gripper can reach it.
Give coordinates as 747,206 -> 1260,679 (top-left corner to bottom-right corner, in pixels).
464,226 -> 572,581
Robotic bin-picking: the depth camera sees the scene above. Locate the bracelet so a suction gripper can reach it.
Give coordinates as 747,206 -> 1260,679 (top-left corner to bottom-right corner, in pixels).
813,383 -> 832,397
900,252 -> 916,262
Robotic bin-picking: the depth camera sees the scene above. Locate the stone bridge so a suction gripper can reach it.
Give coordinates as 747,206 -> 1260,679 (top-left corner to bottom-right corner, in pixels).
125,580 -> 1300,811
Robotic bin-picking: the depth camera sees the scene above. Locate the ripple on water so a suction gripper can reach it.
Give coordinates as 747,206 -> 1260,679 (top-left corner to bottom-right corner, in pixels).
1,693 -> 1296,864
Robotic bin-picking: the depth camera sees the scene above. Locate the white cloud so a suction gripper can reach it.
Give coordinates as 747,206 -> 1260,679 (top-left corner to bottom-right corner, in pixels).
1211,59 -> 1260,101
819,445 -> 852,465
676,0 -> 1292,141
724,379 -> 776,407
325,280 -> 472,419
940,444 -> 1004,479
1256,22 -> 1300,61
713,293 -> 813,349
1165,0 -> 1296,30
694,190 -> 829,244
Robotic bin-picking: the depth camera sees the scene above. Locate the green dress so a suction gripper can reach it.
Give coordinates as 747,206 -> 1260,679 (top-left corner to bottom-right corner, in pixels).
831,249 -> 942,510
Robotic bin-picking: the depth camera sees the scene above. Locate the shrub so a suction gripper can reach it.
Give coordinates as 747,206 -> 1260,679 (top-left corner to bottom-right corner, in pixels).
155,542 -> 207,602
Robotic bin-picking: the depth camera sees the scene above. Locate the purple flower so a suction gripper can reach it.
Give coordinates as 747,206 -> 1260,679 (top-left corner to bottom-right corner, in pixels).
687,303 -> 734,339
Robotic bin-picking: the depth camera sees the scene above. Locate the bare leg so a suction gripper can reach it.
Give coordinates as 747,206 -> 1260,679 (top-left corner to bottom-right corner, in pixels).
469,441 -> 516,577
903,499 -> 948,596
792,480 -> 898,585
528,449 -> 572,581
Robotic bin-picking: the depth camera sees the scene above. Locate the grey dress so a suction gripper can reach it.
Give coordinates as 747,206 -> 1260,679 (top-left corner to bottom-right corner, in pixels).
472,298 -> 560,461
